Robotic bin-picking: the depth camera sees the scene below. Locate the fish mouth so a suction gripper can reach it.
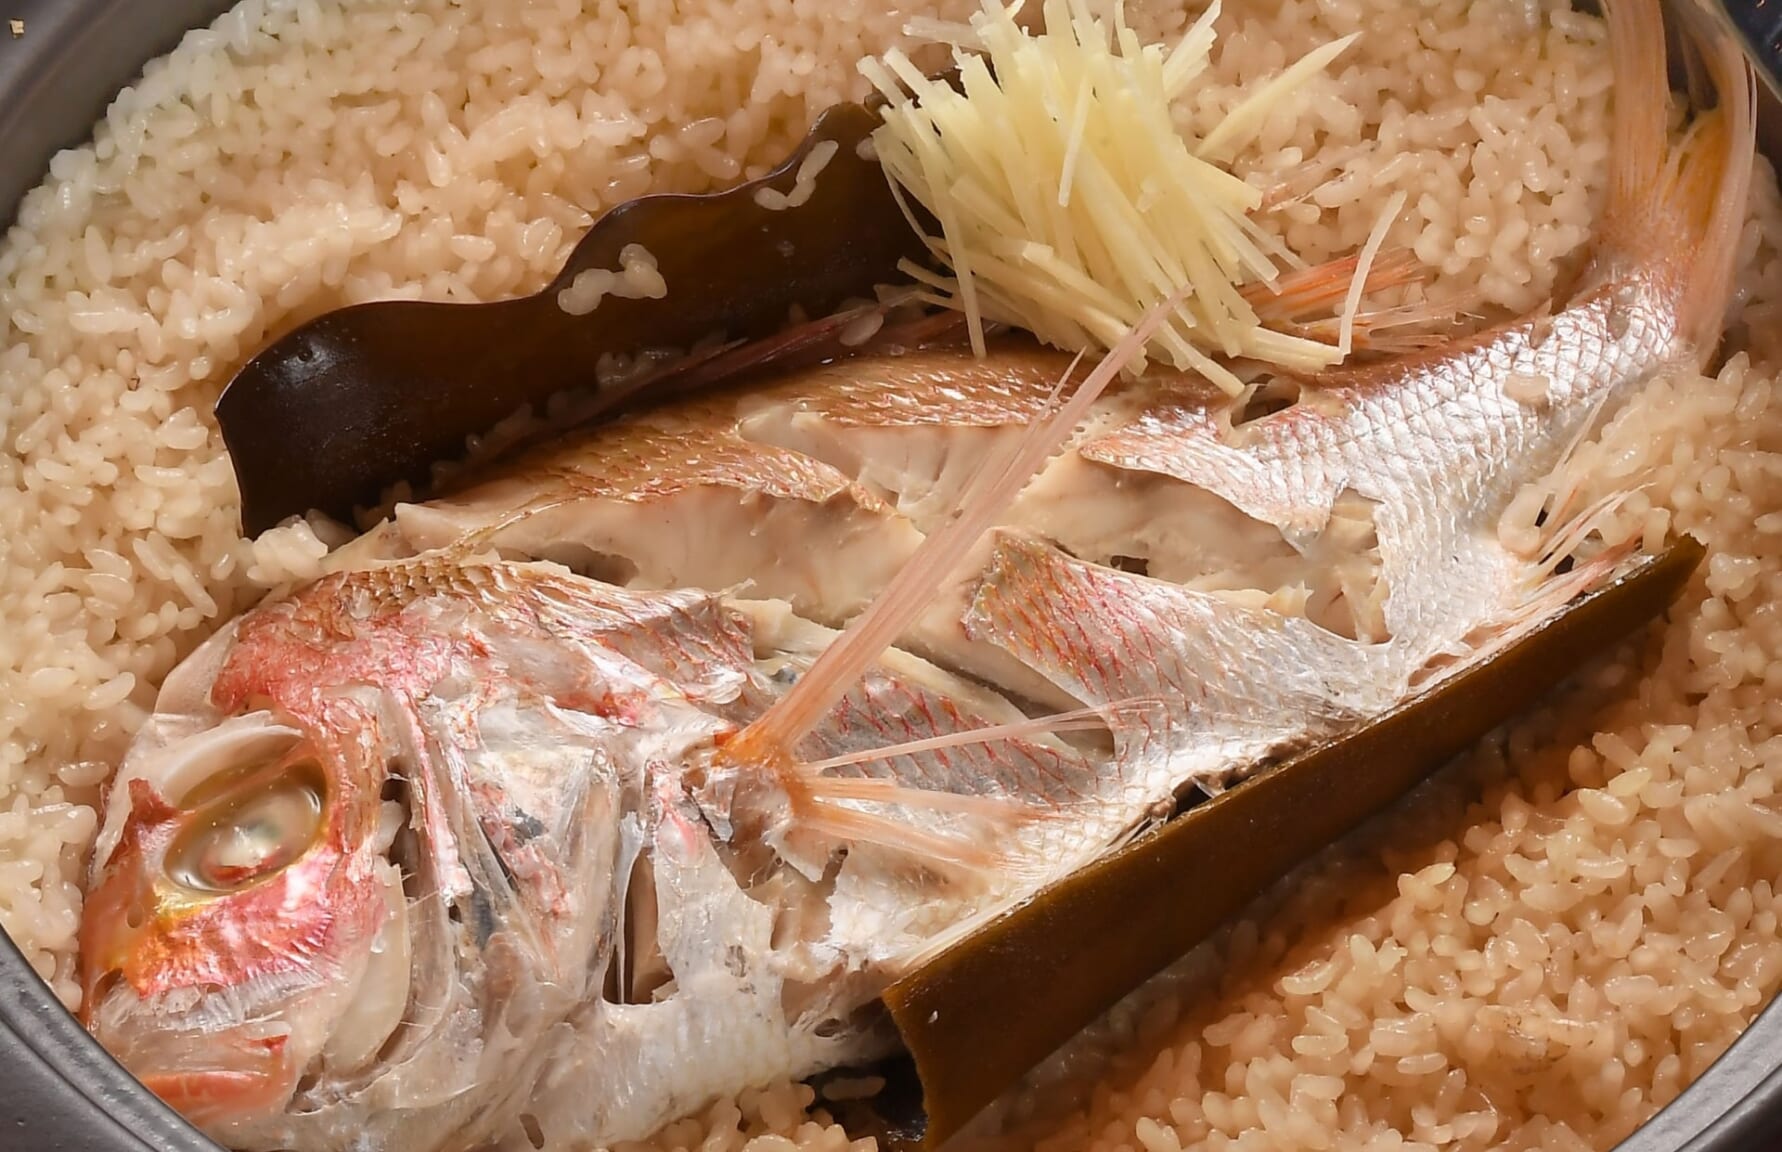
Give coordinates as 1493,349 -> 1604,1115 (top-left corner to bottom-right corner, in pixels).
81,951 -> 295,1125
113,1026 -> 301,1131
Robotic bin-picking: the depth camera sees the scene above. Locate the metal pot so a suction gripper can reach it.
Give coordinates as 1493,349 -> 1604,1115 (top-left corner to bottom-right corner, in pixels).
2,1 -> 1780,1149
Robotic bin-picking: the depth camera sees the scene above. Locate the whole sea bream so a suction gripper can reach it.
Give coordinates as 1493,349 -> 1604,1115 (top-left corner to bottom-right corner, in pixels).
75,1 -> 1756,1150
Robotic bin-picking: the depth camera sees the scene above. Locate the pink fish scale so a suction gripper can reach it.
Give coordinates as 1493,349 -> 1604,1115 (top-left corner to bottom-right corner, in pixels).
802,672 -> 1091,806
969,535 -> 1398,816
530,580 -> 758,714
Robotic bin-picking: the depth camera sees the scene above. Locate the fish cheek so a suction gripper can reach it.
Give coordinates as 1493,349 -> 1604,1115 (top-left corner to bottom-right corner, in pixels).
317,862 -> 412,1075
80,779 -> 184,1017
78,866 -> 153,1020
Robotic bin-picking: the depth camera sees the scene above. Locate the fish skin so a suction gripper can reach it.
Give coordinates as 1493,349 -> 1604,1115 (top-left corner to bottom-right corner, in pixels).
76,1 -> 1754,1149
1082,277 -> 1682,659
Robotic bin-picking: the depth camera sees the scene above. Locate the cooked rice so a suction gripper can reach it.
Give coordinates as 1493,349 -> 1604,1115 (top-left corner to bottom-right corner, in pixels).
0,1 -> 1778,1150
756,138 -> 841,210
558,242 -> 667,316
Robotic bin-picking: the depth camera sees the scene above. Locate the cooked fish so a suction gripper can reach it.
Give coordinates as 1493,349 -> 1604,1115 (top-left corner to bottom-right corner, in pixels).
76,2 -> 1754,1150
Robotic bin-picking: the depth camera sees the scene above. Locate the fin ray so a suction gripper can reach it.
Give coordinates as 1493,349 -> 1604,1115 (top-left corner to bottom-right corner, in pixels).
1598,0 -> 1755,357
730,292 -> 1188,762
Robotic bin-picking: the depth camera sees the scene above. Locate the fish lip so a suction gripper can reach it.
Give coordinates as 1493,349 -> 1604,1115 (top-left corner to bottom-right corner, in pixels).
81,963 -> 306,1131
121,1030 -> 301,1130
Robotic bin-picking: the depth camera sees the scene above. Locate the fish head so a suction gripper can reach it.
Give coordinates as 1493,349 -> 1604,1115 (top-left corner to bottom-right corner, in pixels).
77,563 -> 661,1147
78,620 -> 412,1133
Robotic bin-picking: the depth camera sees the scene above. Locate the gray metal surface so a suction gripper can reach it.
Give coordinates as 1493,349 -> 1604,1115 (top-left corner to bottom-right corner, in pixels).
0,0 -> 237,231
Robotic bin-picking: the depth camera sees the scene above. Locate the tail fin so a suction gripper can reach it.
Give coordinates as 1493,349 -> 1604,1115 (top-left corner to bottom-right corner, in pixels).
1597,0 -> 1755,356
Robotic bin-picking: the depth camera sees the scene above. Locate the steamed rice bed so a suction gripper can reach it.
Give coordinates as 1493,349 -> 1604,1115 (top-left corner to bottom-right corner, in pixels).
2,0 -> 1781,1149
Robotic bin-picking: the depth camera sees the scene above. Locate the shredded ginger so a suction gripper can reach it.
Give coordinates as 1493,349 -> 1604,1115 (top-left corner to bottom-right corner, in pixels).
860,0 -> 1358,393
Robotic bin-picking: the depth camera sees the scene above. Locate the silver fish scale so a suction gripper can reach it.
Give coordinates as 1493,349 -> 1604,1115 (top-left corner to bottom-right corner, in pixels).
1084,277 -> 1682,669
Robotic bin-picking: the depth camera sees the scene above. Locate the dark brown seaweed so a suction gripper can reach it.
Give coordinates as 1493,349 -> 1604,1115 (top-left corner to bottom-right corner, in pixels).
873,539 -> 1703,1148
216,103 -> 928,535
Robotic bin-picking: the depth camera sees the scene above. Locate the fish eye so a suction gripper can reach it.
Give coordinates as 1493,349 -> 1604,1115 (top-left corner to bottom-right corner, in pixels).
166,760 -> 326,894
